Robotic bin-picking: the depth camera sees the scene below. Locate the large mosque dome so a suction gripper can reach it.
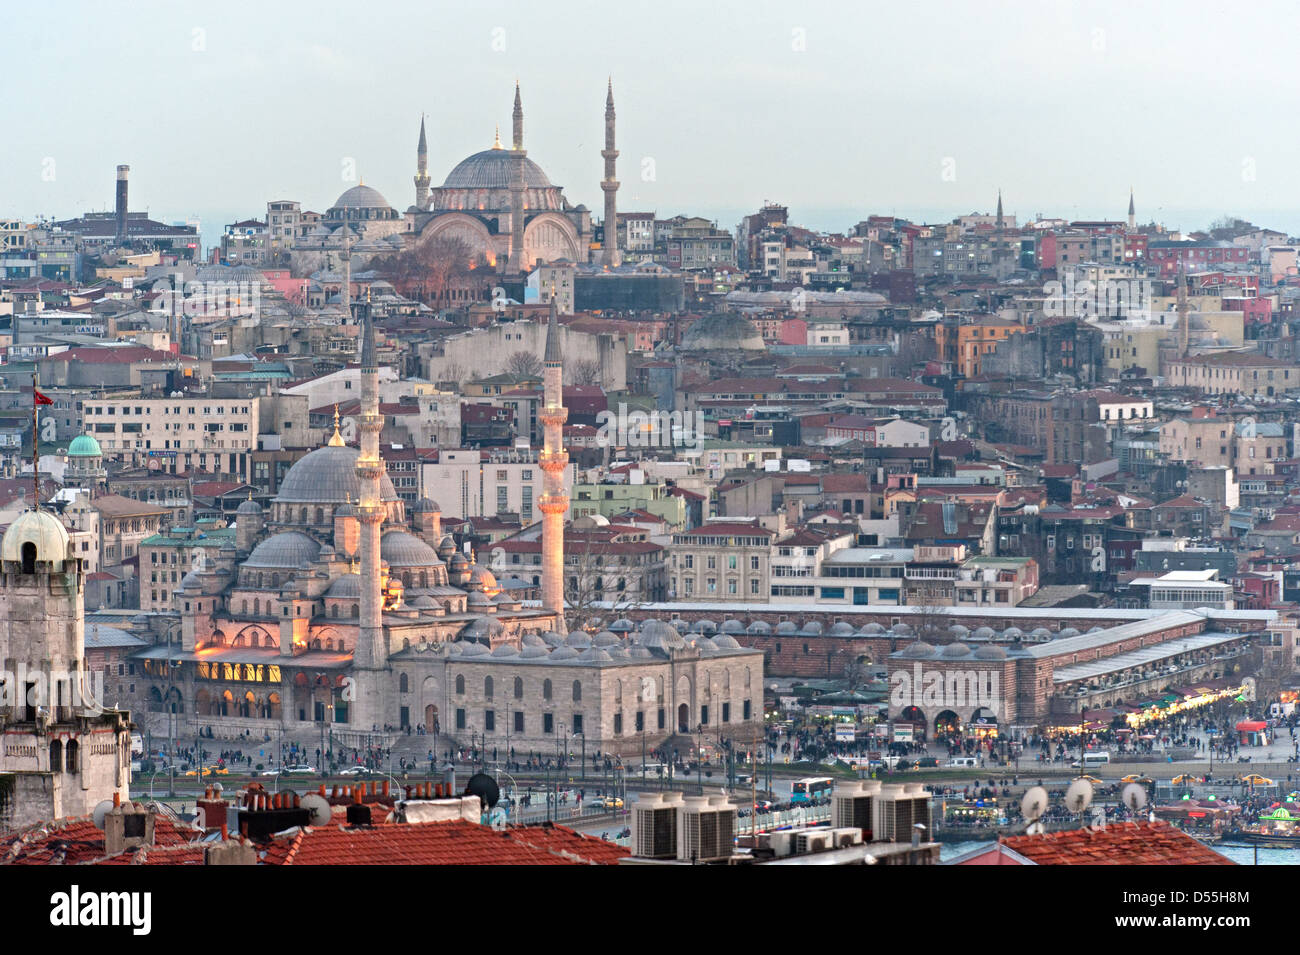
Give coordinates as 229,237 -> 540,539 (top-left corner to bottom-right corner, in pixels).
244,531 -> 321,569
679,313 -> 766,352
275,445 -> 400,505
332,183 -> 395,211
442,149 -> 553,190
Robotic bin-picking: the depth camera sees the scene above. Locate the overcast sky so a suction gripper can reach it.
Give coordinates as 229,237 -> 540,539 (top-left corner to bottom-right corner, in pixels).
7,0 -> 1299,247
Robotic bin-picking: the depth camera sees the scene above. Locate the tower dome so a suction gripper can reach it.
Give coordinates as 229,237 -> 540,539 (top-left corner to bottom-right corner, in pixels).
2,510 -> 70,565
67,433 -> 102,457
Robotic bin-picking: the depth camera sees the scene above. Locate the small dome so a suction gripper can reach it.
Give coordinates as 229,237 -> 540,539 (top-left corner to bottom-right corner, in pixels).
799,621 -> 823,636
381,530 -> 442,568
609,618 -> 635,632
775,621 -> 798,635
520,632 -> 547,647
236,497 -> 262,516
521,644 -> 551,659
689,619 -> 717,635
974,646 -> 1007,660
860,622 -> 886,635
413,497 -> 441,513
693,636 -> 717,651
949,624 -> 970,638
411,595 -> 438,609
720,619 -> 745,634
893,623 -> 914,637
628,646 -> 653,659
1030,627 -> 1052,640
592,630 -> 621,647
576,647 -> 613,663
491,643 -> 519,658
327,574 -> 362,598
901,641 -> 934,658
637,619 -> 684,649
179,570 -> 202,590
941,642 -> 972,658
245,532 -> 321,569
549,646 -> 580,661
973,626 -> 996,641
1002,627 -> 1024,640
2,510 -> 70,565
1057,628 -> 1080,639
67,433 -> 102,457
746,621 -> 772,635
458,640 -> 490,657
467,591 -> 493,609
565,631 -> 592,649
679,312 -> 766,352
712,634 -> 742,649
540,631 -> 565,647
828,622 -> 855,636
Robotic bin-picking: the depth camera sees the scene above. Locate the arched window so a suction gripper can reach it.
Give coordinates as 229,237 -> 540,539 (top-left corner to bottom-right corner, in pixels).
300,508 -> 308,523
399,673 -> 409,693
514,677 -> 523,699
455,675 -> 465,695
65,740 -> 79,775
49,740 -> 62,773
351,604 -> 359,618
484,676 -> 494,699
543,679 -> 553,700
572,680 -> 582,702
315,507 -> 325,525
331,604 -> 338,617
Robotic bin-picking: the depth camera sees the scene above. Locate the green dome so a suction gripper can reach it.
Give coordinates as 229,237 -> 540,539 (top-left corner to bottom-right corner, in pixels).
67,434 -> 102,457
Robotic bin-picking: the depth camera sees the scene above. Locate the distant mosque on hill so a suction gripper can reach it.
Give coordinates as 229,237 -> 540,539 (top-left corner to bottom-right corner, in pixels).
301,81 -> 624,273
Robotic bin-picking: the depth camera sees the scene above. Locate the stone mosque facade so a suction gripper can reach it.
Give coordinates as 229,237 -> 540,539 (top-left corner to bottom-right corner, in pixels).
297,82 -> 620,274
133,299 -> 763,757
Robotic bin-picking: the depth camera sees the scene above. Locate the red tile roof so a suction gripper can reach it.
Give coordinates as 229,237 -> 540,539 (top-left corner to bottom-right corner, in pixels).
998,821 -> 1234,865
272,820 -> 628,865
2,812 -> 200,865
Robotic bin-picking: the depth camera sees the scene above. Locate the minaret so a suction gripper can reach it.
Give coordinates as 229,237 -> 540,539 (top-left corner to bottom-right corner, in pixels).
414,115 -> 431,209
341,222 -> 352,317
1176,260 -> 1190,358
508,82 -> 527,274
1128,188 -> 1136,231
995,187 -> 1004,250
351,307 -> 387,729
537,289 -> 568,631
601,79 -> 621,268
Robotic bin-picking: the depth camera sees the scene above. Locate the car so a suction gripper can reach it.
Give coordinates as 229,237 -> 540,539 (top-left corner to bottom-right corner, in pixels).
337,766 -> 371,777
182,767 -> 227,777
1077,774 -> 1105,785
284,765 -> 317,775
916,757 -> 940,768
1120,774 -> 1153,785
597,796 -> 624,809
259,769 -> 281,777
753,799 -> 774,812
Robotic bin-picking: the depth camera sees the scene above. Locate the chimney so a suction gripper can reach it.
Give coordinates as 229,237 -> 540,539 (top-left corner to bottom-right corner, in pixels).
115,165 -> 130,246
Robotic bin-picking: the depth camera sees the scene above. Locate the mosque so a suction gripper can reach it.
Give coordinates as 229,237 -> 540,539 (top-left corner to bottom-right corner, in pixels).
124,297 -> 762,757
302,81 -> 623,274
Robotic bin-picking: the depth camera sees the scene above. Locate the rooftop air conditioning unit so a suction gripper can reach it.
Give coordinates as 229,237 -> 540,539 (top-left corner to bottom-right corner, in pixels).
677,795 -> 736,863
832,779 -> 881,840
768,829 -> 801,858
872,783 -> 932,843
794,830 -> 832,854
828,827 -> 864,848
632,792 -> 684,860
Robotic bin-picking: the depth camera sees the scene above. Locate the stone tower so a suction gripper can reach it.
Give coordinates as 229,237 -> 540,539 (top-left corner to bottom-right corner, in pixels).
0,510 -> 130,830
537,293 -> 568,631
414,115 -> 431,209
508,82 -> 527,274
350,308 -> 388,730
601,79 -> 621,268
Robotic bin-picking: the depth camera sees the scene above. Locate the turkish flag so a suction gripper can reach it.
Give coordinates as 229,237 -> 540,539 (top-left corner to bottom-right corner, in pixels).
34,389 -> 53,406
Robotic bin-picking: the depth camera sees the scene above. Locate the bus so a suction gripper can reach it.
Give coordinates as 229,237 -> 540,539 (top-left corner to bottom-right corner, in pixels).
790,777 -> 834,803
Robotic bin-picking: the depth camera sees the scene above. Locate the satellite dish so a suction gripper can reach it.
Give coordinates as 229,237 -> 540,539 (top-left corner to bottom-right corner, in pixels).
301,793 -> 332,827
1020,786 -> 1048,822
91,799 -> 115,830
464,772 -> 500,810
1065,779 -> 1094,815
1121,783 -> 1148,812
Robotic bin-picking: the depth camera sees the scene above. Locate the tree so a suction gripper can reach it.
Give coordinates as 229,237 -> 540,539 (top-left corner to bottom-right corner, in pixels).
561,534 -> 654,632
506,351 -> 542,379
909,602 -> 953,645
372,233 -> 486,306
438,362 -> 470,390
568,357 -> 602,387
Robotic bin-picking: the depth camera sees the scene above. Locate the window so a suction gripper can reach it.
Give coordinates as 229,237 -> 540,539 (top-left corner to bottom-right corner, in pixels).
484,710 -> 495,733
514,676 -> 523,699
700,704 -> 709,726
658,707 -> 665,730
743,699 -> 752,720
455,675 -> 465,695
572,679 -> 581,702
635,710 -> 645,732
455,708 -> 466,730
543,679 -> 552,700
514,711 -> 524,733
543,713 -> 554,734
614,713 -> 623,735
722,702 -> 731,723
484,676 -> 494,699
573,713 -> 583,734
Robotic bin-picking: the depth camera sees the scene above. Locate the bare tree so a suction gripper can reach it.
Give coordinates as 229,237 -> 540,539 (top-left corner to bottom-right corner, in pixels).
372,234 -> 487,306
506,351 -> 543,379
568,357 -> 602,387
561,536 -> 654,632
438,361 -> 470,390
908,602 -> 953,645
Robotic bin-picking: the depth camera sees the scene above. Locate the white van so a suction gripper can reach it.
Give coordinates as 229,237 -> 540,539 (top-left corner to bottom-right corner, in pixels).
946,756 -> 979,768
1071,752 -> 1111,768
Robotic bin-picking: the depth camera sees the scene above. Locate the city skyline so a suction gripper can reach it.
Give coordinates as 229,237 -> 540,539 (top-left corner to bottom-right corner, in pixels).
8,1 -> 1300,245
